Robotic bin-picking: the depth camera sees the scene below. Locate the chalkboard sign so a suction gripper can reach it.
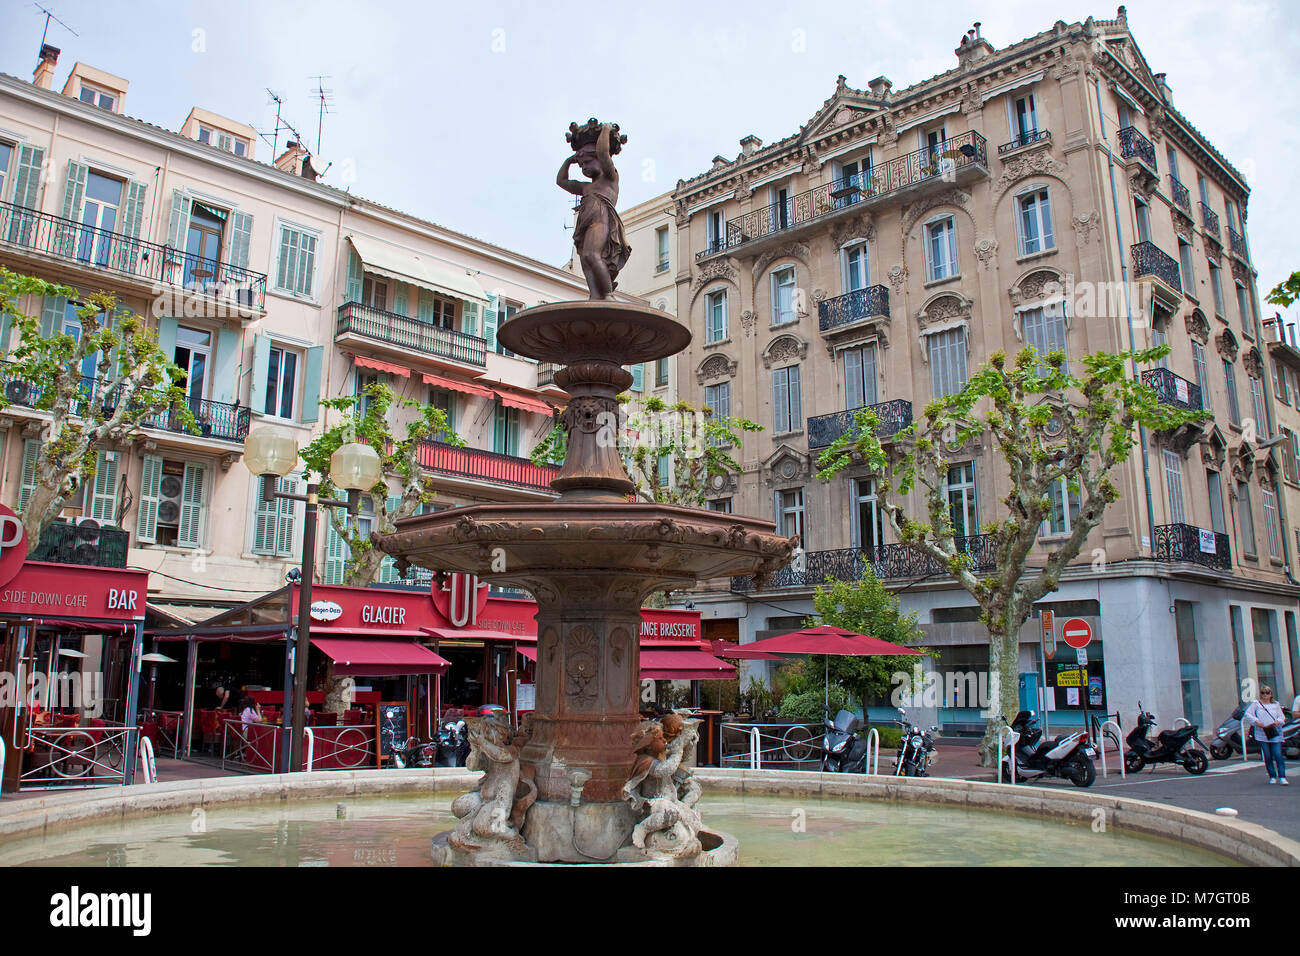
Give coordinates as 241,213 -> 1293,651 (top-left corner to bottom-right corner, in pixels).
376,702 -> 410,766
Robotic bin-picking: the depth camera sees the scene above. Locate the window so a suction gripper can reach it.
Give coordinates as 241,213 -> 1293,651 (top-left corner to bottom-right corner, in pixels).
1207,469 -> 1226,534
655,227 -> 669,273
264,346 -> 298,419
854,478 -> 885,551
1237,481 -> 1257,555
424,293 -> 457,330
0,140 -> 11,201
1042,476 -> 1081,536
925,217 -> 958,281
495,299 -> 521,356
324,498 -> 375,586
1017,189 -> 1055,256
77,83 -> 116,111
1174,600 -> 1202,728
492,401 -> 520,457
77,170 -> 124,266
1134,198 -> 1152,243
705,289 -> 728,342
1209,261 -> 1225,316
944,462 -> 978,539
198,126 -> 248,156
923,126 -> 948,168
769,182 -> 791,231
657,451 -> 671,487
1274,360 -> 1290,406
1011,92 -> 1038,140
355,371 -> 379,418
928,328 -> 967,398
771,267 -> 796,326
771,365 -> 802,433
430,388 -> 456,442
705,208 -> 725,254
137,457 -> 207,548
1197,174 -> 1210,207
275,224 -> 318,297
362,274 -> 388,310
1224,360 -> 1241,425
1249,375 -> 1267,437
704,382 -> 730,446
843,242 -> 868,292
777,488 -> 805,542
707,498 -> 733,513
1152,326 -> 1169,370
250,476 -> 298,555
1178,240 -> 1195,293
185,201 -> 226,289
1251,608 -> 1278,693
1236,283 -> 1251,332
835,154 -> 871,208
1165,146 -> 1180,183
173,326 -> 211,402
655,358 -> 669,388
1021,303 -> 1067,371
1191,341 -> 1211,411
1163,449 -> 1186,524
1263,487 -> 1282,559
842,344 -> 878,410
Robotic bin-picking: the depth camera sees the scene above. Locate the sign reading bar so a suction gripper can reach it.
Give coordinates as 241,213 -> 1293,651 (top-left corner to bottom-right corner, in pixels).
0,561 -> 148,622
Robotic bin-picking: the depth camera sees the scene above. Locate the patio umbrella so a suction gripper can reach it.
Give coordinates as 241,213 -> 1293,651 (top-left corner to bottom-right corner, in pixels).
751,625 -> 922,713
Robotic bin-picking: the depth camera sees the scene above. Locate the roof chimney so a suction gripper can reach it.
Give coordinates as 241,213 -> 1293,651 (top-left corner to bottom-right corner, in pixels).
274,140 -> 307,176
956,23 -> 993,67
1153,72 -> 1173,107
867,75 -> 893,98
740,134 -> 762,157
33,44 -> 59,90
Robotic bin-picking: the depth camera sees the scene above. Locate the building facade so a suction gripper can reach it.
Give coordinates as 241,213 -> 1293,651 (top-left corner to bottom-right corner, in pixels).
663,11 -> 1298,729
0,44 -> 582,624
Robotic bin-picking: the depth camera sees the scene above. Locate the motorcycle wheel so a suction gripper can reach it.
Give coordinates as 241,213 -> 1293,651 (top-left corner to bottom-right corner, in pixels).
1209,742 -> 1232,761
1068,757 -> 1096,788
1183,751 -> 1209,775
1124,751 -> 1145,773
999,759 -> 1016,783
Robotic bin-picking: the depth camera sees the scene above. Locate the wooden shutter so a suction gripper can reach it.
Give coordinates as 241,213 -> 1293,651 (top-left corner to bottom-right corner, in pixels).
89,450 -> 118,523
177,462 -> 206,548
630,363 -> 644,392
252,481 -> 277,554
789,365 -> 802,430
297,232 -> 318,296
773,368 -> 789,433
324,518 -> 348,585
344,247 -> 363,303
378,493 -> 401,582
121,181 -> 147,237
301,346 -> 323,422
394,282 -> 409,317
483,294 -> 499,352
212,328 -> 239,405
844,349 -> 863,410
41,295 -> 66,338
249,333 -> 270,414
227,211 -> 253,270
275,477 -> 299,556
11,145 -> 44,209
18,438 -> 40,513
60,161 -> 88,222
136,454 -> 163,543
418,289 -> 435,323
462,300 -> 480,337
167,189 -> 191,249
156,315 -> 178,366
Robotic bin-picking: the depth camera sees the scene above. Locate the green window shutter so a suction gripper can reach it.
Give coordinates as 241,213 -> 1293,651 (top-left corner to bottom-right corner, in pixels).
506,407 -> 520,457
483,294 -> 500,352
462,301 -> 480,337
252,483 -> 276,554
121,181 -> 147,237
492,401 -> 505,455
300,346 -> 324,422
18,438 -> 40,513
156,315 -> 178,366
136,454 -> 162,543
630,363 -> 644,392
276,227 -> 295,290
297,233 -> 318,296
89,450 -> 118,523
249,333 -> 270,413
60,161 -> 88,222
177,462 -> 206,548
418,289 -> 435,323
41,295 -> 66,338
345,247 -> 363,303
7,145 -> 44,246
228,211 -> 253,270
276,477 -> 299,556
378,493 -> 402,582
394,282 -> 409,317
167,190 -> 191,250
212,328 -> 239,405
324,518 -> 348,585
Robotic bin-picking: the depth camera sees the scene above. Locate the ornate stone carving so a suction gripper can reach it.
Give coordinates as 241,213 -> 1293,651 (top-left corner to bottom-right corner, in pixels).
961,85 -> 982,115
691,257 -> 737,291
762,334 -> 807,368
740,309 -> 758,336
888,263 -> 908,292
696,352 -> 737,384
762,445 -> 811,486
1216,329 -> 1240,361
1185,309 -> 1210,343
1130,175 -> 1155,202
1231,260 -> 1252,286
562,396 -> 617,435
1171,210 -> 1193,242
974,237 -> 998,271
448,714 -> 536,859
622,713 -> 703,861
829,213 -> 874,249
1243,346 -> 1264,379
992,150 -> 1068,205
1072,211 -> 1101,245
1009,269 -> 1064,307
901,188 -> 970,236
564,625 -> 600,706
751,241 -> 810,285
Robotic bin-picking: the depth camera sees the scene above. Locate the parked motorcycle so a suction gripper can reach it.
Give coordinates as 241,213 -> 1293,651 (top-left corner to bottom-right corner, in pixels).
1123,704 -> 1208,774
1208,703 -> 1300,761
893,708 -> 938,777
436,715 -> 471,767
822,709 -> 872,773
998,711 -> 1097,787
389,735 -> 437,769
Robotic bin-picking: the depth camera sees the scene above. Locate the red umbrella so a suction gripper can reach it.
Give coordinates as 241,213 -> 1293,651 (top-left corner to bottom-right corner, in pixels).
752,625 -> 922,712
709,640 -> 782,660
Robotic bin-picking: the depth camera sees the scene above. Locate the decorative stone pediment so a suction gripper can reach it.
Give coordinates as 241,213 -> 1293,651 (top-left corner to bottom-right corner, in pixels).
1230,444 -> 1253,483
1072,211 -> 1101,245
1231,260 -> 1252,285
916,293 -> 973,332
692,257 -> 737,292
901,188 -> 971,236
705,470 -> 737,495
1009,268 -> 1065,308
762,444 -> 810,487
762,333 -> 808,368
974,237 -> 998,271
1216,329 -> 1239,361
829,212 -> 875,249
1171,210 -> 1194,242
1185,309 -> 1210,343
751,242 -> 810,284
696,352 -> 737,384
992,151 -> 1068,205
1243,346 -> 1263,379
1200,426 -> 1227,469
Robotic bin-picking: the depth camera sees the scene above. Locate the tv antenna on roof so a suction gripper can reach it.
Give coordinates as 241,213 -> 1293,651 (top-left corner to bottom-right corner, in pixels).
33,3 -> 77,47
310,75 -> 334,156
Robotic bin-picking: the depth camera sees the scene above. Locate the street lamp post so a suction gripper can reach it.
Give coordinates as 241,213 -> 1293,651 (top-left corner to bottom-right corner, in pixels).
244,425 -> 382,773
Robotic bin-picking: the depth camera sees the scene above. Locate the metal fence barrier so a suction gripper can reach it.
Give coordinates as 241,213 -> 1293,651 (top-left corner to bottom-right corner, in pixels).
221,721 -> 376,773
19,723 -> 136,789
720,721 -> 822,770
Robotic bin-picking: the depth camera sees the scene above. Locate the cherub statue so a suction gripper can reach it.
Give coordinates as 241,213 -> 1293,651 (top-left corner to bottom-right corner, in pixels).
558,118 -> 632,300
622,711 -> 704,860
449,714 -> 536,857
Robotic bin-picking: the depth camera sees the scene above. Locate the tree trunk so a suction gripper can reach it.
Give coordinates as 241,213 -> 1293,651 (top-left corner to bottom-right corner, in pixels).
978,626 -> 1022,766
344,548 -> 385,588
22,481 -> 68,552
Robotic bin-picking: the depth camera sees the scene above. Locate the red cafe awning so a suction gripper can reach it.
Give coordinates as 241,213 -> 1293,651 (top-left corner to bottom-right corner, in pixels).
353,355 -> 410,377
514,643 -> 736,681
423,626 -> 537,642
494,390 -> 552,416
311,637 -> 449,677
423,372 -> 494,399
517,645 -> 537,662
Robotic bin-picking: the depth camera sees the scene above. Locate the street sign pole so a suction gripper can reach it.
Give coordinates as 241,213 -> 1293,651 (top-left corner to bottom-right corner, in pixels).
1039,610 -> 1054,737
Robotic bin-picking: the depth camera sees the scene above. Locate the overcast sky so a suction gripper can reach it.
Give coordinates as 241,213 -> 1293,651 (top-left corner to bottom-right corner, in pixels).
3,0 -> 1297,324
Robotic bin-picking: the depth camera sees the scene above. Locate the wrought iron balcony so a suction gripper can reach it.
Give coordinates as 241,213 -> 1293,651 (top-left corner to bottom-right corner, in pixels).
1131,241 -> 1181,294
1227,226 -> 1247,259
998,129 -> 1051,154
1117,126 -> 1156,169
0,199 -> 267,311
1153,523 -> 1231,571
1168,176 -> 1191,215
731,537 -> 997,591
139,396 -> 249,443
1199,202 -> 1220,237
537,362 -> 562,388
807,399 -> 912,449
700,130 -> 987,257
818,286 -> 890,334
1141,367 -> 1202,412
416,440 -> 559,492
28,520 -> 129,568
337,301 -> 488,368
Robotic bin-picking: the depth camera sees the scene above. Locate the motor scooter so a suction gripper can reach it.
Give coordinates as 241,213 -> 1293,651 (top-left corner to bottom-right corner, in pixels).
1123,704 -> 1208,774
822,709 -> 871,773
998,711 -> 1096,787
1208,703 -> 1300,760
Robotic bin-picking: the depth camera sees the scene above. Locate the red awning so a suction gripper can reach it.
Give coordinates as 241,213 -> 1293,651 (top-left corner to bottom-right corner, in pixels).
353,355 -> 410,377
514,643 -> 735,680
423,626 -> 537,642
311,637 -> 450,677
423,372 -> 494,398
517,645 -> 537,662
494,390 -> 552,416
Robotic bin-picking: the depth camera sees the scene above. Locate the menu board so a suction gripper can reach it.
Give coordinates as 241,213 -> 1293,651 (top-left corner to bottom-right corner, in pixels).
376,702 -> 409,766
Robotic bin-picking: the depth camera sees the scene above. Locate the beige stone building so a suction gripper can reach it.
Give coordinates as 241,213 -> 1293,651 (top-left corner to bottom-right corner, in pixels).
664,11 -> 1298,729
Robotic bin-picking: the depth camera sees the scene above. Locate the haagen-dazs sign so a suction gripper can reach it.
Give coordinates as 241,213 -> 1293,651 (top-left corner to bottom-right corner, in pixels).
432,573 -> 490,628
0,503 -> 28,591
310,600 -> 344,622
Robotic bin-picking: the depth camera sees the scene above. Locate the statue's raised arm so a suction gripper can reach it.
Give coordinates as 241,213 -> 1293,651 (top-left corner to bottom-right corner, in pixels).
564,118 -> 631,300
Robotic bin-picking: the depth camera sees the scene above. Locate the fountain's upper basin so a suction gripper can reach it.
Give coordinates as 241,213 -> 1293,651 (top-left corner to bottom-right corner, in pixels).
496,300 -> 691,366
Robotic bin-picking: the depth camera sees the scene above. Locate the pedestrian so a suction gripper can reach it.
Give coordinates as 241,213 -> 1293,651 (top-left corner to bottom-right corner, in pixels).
1244,685 -> 1287,785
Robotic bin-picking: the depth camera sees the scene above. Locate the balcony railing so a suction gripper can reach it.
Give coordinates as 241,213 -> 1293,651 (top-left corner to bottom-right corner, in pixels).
1227,226 -> 1247,259
1153,523 -> 1231,570
1131,241 -> 1181,294
337,301 -> 488,367
1168,176 -> 1191,214
1141,367 -> 1202,412
807,399 -> 913,449
416,440 -> 559,492
818,285 -> 890,333
731,537 -> 997,591
1199,202 -> 1220,237
1117,126 -> 1156,169
28,520 -> 129,568
700,130 -> 987,258
538,362 -> 562,388
0,199 -> 267,311
998,129 -> 1051,154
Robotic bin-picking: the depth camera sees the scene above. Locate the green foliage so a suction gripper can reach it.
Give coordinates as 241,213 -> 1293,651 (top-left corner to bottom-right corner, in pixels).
778,687 -> 848,721
870,725 -> 903,749
740,676 -> 777,719
1265,271 -> 1300,309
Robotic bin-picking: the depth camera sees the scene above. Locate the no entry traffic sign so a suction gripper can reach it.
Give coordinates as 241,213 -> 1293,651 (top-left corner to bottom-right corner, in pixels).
1062,618 -> 1093,649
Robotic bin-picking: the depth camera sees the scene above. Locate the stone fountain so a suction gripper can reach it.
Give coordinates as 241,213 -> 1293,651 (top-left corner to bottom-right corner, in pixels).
376,120 -> 795,865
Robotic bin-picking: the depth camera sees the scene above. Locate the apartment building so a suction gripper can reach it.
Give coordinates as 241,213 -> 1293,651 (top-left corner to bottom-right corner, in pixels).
0,44 -> 582,622
662,11 -> 1298,729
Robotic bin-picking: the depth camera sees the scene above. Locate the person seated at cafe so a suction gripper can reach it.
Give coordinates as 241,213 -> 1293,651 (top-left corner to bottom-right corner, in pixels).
240,697 -> 263,729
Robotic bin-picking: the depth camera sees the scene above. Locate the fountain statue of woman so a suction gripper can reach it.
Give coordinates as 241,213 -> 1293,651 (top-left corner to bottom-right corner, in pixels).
558,118 -> 631,300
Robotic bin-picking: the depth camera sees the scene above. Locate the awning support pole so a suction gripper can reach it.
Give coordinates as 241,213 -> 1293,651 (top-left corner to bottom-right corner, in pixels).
181,637 -> 198,757
122,621 -> 144,785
